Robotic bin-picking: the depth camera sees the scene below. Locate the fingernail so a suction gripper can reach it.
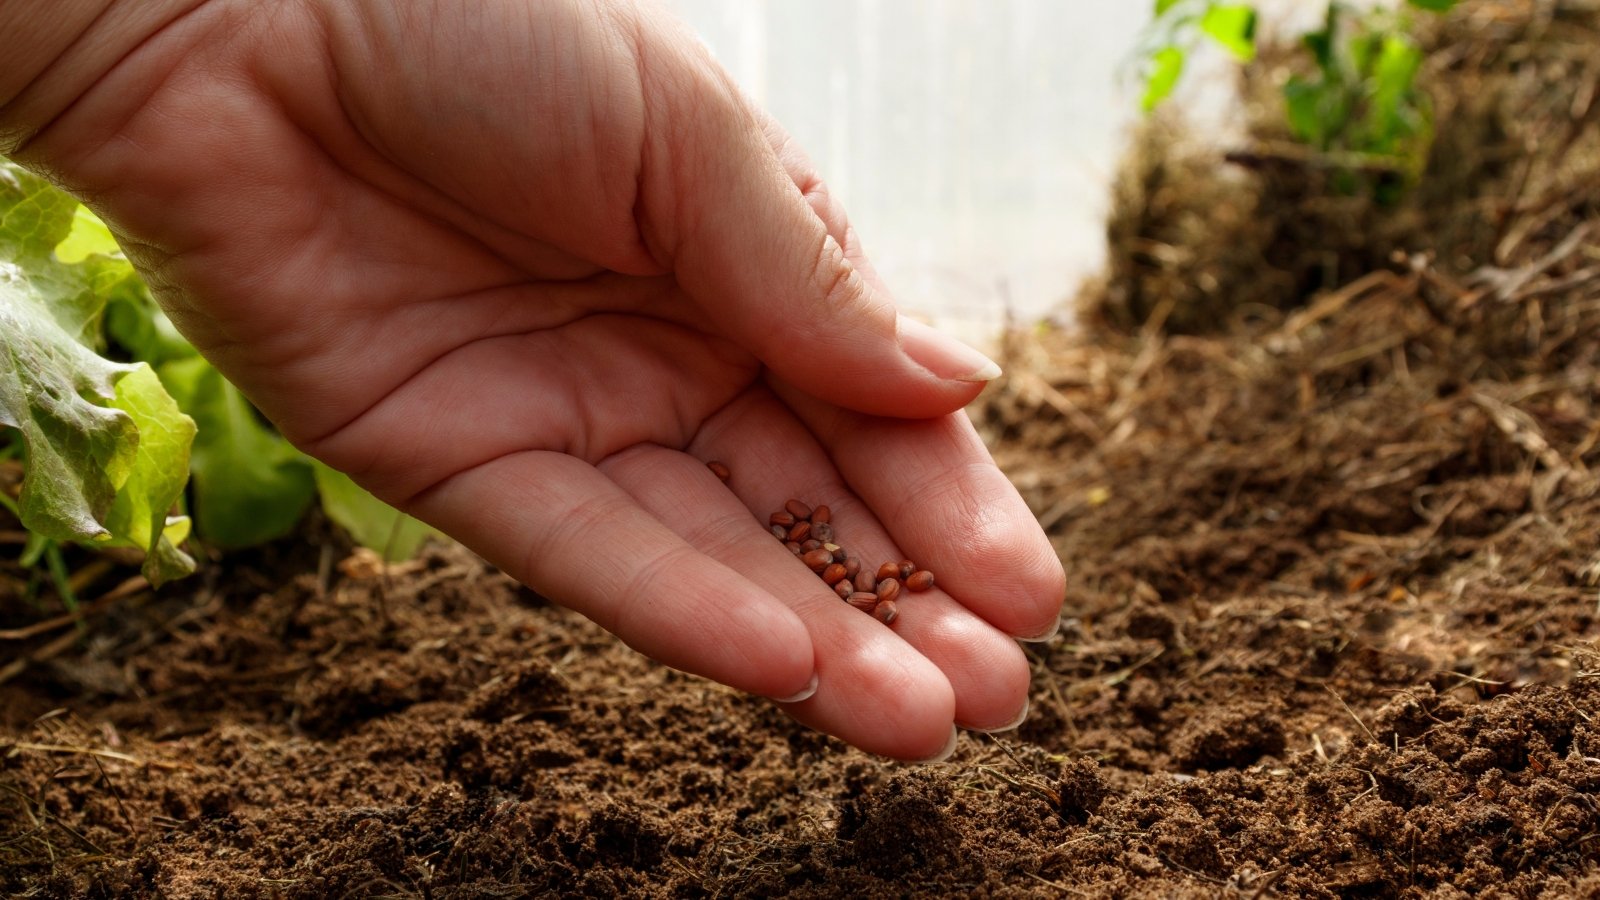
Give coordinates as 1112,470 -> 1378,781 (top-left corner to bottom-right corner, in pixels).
911,726 -> 960,765
773,672 -> 819,704
968,697 -> 1030,734
898,315 -> 1003,383
1016,615 -> 1060,643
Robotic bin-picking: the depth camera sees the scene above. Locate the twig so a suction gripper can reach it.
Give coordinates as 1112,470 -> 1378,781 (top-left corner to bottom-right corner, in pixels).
1323,685 -> 1379,746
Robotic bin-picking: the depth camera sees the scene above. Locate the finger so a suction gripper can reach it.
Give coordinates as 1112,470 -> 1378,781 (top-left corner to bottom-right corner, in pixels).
634,23 -> 1002,418
598,443 -> 958,760
687,387 -> 1034,734
773,380 -> 1066,641
402,450 -> 816,702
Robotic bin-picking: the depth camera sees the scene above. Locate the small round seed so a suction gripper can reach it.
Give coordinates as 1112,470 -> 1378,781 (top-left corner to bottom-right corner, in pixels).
822,563 -> 848,585
906,570 -> 936,592
853,570 -> 877,594
812,522 -> 835,543
785,499 -> 813,521
876,562 -> 901,582
800,539 -> 823,553
769,524 -> 789,541
801,548 -> 834,571
707,461 -> 731,482
873,600 -> 899,625
848,592 -> 880,612
785,541 -> 803,555
788,521 -> 812,543
898,560 -> 916,580
834,580 -> 854,600
811,504 -> 831,524
875,578 -> 901,603
844,557 -> 861,579
770,511 -> 796,529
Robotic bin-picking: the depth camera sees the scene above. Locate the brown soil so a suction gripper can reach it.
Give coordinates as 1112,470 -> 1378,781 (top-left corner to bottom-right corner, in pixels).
5,3 -> 1600,896
4,277 -> 1600,897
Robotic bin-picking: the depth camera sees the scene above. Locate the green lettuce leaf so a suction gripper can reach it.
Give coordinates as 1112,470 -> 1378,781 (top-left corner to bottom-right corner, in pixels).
312,462 -> 436,562
1,163 -> 198,583
157,356 -> 315,548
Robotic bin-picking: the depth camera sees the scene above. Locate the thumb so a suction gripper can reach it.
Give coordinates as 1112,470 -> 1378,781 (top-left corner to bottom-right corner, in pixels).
637,41 -> 1001,418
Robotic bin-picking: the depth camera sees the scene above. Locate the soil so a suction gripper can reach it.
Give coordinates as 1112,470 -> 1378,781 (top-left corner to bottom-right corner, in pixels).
4,267 -> 1600,897
5,4 -> 1600,896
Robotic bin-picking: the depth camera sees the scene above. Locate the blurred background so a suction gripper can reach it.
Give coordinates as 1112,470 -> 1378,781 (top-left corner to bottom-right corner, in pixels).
663,1 -> 1153,343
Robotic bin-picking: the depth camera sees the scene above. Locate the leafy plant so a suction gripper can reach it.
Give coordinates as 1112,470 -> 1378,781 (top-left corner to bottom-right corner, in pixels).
1140,0 -> 1461,180
0,161 -> 434,593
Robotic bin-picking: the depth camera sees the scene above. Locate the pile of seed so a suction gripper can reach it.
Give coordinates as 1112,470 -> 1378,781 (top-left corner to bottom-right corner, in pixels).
708,459 -> 932,625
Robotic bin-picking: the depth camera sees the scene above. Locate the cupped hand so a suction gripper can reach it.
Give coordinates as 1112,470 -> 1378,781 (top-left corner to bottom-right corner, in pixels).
12,0 -> 1064,759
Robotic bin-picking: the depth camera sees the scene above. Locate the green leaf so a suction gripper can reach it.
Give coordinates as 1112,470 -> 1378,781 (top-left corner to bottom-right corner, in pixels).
1200,4 -> 1257,61
0,271 -> 136,542
158,357 -> 315,548
102,364 -> 197,585
1154,0 -> 1183,14
53,205 -> 119,264
1283,77 -> 1327,147
1142,46 -> 1187,112
311,462 -> 436,562
1406,0 -> 1458,10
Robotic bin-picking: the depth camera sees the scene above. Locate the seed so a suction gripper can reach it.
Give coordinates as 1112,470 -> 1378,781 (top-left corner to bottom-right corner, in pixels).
823,543 -> 842,554
847,592 -> 880,612
769,524 -> 789,541
812,522 -> 835,543
834,580 -> 854,600
801,548 -> 834,571
770,511 -> 795,528
707,461 -> 731,482
822,563 -> 848,585
875,577 -> 901,603
876,562 -> 901,582
788,521 -> 812,543
898,560 -> 915,580
812,504 -> 831,524
853,570 -> 877,593
800,539 -> 823,552
906,570 -> 935,592
785,499 -> 813,521
844,557 -> 861,578
785,541 -> 802,555
873,600 -> 899,625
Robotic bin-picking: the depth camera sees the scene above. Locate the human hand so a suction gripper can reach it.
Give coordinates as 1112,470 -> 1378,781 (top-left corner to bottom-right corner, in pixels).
3,0 -> 1064,760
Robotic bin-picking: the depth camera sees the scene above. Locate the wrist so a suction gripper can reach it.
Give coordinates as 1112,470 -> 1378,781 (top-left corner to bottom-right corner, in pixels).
0,0 -> 207,156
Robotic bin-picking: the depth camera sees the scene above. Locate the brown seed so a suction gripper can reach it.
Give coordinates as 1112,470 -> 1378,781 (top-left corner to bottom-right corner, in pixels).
785,499 -> 813,521
853,570 -> 877,594
875,578 -> 901,603
873,600 -> 899,625
707,461 -> 731,482
811,504 -> 831,524
898,560 -> 916,580
801,548 -> 834,571
876,562 -> 901,582
906,570 -> 935,592
812,522 -> 835,543
800,539 -> 823,552
844,557 -> 861,578
847,592 -> 880,612
785,541 -> 803,555
770,511 -> 795,528
822,563 -> 848,585
769,524 -> 789,541
788,520 -> 812,543
834,580 -> 854,600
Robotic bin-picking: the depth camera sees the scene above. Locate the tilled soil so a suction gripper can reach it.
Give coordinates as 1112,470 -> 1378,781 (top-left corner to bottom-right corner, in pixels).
3,269 -> 1600,896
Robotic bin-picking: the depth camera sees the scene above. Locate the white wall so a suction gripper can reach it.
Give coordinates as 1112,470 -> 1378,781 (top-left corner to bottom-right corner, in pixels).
662,1 -> 1154,341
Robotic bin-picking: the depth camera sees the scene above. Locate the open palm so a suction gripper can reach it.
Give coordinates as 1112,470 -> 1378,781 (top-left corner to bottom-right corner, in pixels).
11,0 -> 1063,759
